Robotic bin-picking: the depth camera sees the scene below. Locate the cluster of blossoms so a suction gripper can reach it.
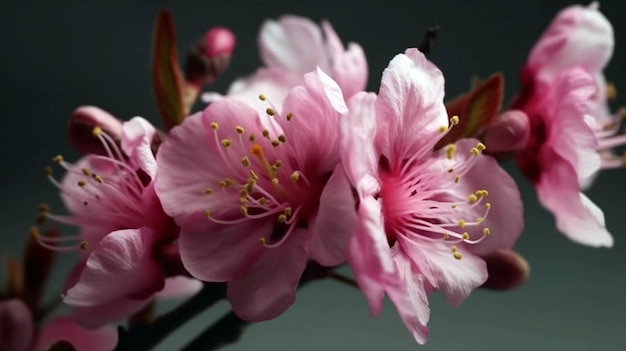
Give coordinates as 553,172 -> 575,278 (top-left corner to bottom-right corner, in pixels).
1,3 -> 622,350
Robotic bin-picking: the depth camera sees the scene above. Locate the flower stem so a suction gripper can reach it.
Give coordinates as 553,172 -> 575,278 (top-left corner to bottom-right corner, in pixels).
114,282 -> 226,351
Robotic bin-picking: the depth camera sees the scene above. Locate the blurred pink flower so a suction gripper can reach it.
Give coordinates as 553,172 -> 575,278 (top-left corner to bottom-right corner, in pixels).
202,15 -> 367,110
0,299 -> 117,351
42,117 -> 201,328
512,2 -> 616,247
155,69 -> 356,321
340,48 -> 524,344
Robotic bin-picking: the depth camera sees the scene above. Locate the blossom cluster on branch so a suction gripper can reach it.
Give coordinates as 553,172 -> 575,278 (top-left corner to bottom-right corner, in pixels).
1,2 -> 622,350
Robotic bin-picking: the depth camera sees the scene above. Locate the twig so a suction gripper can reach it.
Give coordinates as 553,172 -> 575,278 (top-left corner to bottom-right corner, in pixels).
418,26 -> 440,55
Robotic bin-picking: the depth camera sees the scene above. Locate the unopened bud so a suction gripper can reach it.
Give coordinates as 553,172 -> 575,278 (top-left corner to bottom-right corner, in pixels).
482,110 -> 530,160
184,27 -> 236,88
67,106 -> 123,156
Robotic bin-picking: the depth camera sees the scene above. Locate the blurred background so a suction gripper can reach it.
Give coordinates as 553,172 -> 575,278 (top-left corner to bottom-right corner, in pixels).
1,0 -> 625,350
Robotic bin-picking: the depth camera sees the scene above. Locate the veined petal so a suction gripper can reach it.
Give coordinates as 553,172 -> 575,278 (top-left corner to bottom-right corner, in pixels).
70,297 -> 152,330
376,48 -> 448,164
179,211 -> 268,282
155,276 -> 203,299
121,116 -> 158,179
310,165 -> 357,266
226,228 -> 308,321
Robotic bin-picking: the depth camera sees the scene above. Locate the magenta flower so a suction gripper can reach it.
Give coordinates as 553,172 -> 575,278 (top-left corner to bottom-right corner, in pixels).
512,2 -> 617,247
340,48 -> 524,344
202,15 -> 367,110
0,299 -> 117,351
41,117 -> 200,328
155,68 -> 357,321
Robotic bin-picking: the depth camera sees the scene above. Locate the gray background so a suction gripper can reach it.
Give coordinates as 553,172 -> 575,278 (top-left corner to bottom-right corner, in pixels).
1,0 -> 625,350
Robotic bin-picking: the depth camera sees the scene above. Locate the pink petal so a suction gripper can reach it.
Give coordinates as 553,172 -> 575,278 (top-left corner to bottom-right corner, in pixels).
178,211 -> 268,282
528,3 -> 613,83
259,15 -> 329,74
63,228 -> 164,308
279,69 -> 346,172
340,92 -> 380,198
121,116 -> 158,179
310,165 -> 357,266
70,298 -> 152,330
226,229 -> 308,321
321,20 -> 368,100
546,67 -> 601,185
536,148 -> 613,247
400,239 -> 488,306
385,252 -> 430,345
67,106 -> 123,156
155,276 -> 203,299
375,48 -> 448,164
438,139 -> 524,255
0,299 -> 34,351
34,316 -> 118,351
348,197 -> 396,317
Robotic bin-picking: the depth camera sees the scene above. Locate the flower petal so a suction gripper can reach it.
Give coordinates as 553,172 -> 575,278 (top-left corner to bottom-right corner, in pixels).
155,276 -> 203,299
259,15 -> 329,74
63,228 -> 164,308
121,116 -> 158,179
376,48 -> 448,164
0,299 -> 33,351
34,316 -> 118,351
226,229 -> 308,321
310,165 -> 357,266
70,298 -> 152,330
179,211 -> 269,282
536,147 -> 613,247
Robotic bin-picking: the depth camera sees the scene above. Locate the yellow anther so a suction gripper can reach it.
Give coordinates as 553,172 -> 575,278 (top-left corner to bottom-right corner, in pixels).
443,233 -> 450,240
284,207 -> 292,217
52,155 -> 63,163
235,126 -> 245,134
92,126 -> 102,137
241,206 -> 248,216
476,142 -> 486,151
80,241 -> 89,251
446,144 -> 456,160
44,166 -> 52,176
475,190 -> 489,198
259,94 -> 267,101
94,175 -> 104,184
78,180 -> 87,187
485,202 -> 492,209
483,227 -> 491,236
259,197 -> 267,205
453,252 -> 463,260
286,113 -> 293,121
219,179 -> 234,188
246,181 -> 255,194
277,214 -> 287,223
262,130 -> 270,138
278,135 -> 287,143
241,156 -> 250,167
606,82 -> 617,101
38,204 -> 49,213
82,168 -> 91,176
204,209 -> 212,218
249,169 -> 259,181
239,188 -> 248,198
211,122 -> 219,130
451,245 -> 458,252
290,171 -> 300,181
451,204 -> 457,209
270,165 -> 278,173
438,126 -> 447,133
462,232 -> 470,240
448,168 -> 454,173
29,226 -> 40,240
249,134 -> 256,142
274,160 -> 283,168
221,139 -> 232,147
271,140 -> 280,147
259,237 -> 267,245
204,188 -> 213,195
450,115 -> 460,125
476,217 -> 484,224
468,194 -> 478,204
266,108 -> 275,116
458,219 -> 466,228
470,147 -> 480,156
272,178 -> 279,185
454,175 -> 460,183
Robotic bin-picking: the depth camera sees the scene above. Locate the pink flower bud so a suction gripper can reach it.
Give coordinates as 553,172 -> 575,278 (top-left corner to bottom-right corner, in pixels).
202,27 -> 236,59
482,110 -> 530,160
184,27 -> 236,88
0,299 -> 34,351
67,106 -> 123,156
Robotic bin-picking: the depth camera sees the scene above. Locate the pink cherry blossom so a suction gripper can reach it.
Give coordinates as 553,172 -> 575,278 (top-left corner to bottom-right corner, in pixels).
202,15 -> 367,111
340,48 -> 524,344
511,2 -> 616,247
41,117 -> 201,328
0,299 -> 117,351
155,68 -> 357,321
